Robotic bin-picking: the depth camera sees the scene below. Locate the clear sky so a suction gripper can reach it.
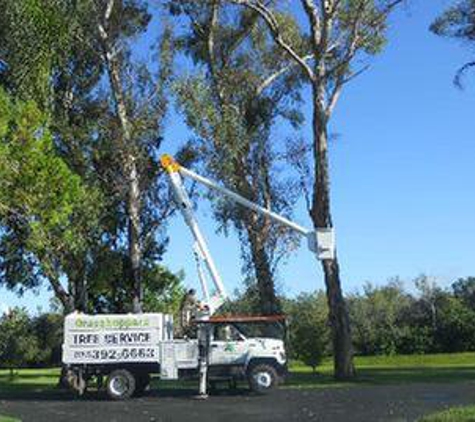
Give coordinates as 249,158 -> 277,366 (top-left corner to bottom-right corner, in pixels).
1,0 -> 474,313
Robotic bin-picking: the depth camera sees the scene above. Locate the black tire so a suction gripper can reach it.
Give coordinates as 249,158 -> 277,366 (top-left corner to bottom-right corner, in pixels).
134,373 -> 151,396
106,369 -> 136,400
247,364 -> 278,394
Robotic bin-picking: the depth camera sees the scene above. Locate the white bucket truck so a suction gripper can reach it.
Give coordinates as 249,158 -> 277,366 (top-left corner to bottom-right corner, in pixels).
63,312 -> 287,399
62,155 -> 334,400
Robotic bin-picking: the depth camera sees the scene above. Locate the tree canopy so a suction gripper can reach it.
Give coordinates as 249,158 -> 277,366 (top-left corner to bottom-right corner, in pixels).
431,0 -> 475,87
0,88 -> 101,311
173,1 -> 305,314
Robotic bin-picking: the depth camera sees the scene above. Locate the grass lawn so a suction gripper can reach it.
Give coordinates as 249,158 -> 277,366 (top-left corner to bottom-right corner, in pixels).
0,417 -> 20,422
419,405 -> 475,421
2,355 -> 475,422
2,352 -> 475,394
0,368 -> 60,395
286,352 -> 475,389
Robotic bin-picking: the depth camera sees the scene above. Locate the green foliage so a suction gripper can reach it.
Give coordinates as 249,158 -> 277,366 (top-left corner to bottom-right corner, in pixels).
431,0 -> 475,86
217,275 -> 475,364
218,280 -> 262,316
0,88 -> 101,301
0,0 -> 81,105
0,308 -> 39,374
349,280 -> 412,355
0,0 -> 179,313
85,246 -> 185,314
174,3 -> 305,314
285,292 -> 330,370
32,313 -> 63,366
431,0 -> 475,40
398,325 -> 435,355
452,277 -> 475,309
0,310 -> 63,369
142,266 -> 186,317
337,0 -> 390,54
347,275 -> 475,356
435,296 -> 475,352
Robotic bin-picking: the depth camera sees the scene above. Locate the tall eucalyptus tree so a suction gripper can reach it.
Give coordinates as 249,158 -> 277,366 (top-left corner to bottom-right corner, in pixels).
172,1 -> 305,314
229,0 -> 405,378
92,0 -> 174,313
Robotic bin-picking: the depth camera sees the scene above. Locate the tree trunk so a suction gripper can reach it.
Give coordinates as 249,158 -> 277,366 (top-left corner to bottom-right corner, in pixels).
234,164 -> 280,316
98,12 -> 143,313
321,258 -> 355,379
45,264 -> 75,314
245,217 -> 281,315
310,87 -> 355,380
70,260 -> 88,312
127,156 -> 142,314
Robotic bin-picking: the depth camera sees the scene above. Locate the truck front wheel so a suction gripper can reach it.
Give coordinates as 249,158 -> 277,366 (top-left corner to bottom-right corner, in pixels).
106,369 -> 136,400
247,364 -> 278,393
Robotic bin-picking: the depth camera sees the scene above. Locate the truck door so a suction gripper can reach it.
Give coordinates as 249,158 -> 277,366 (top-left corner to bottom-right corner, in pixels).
209,324 -> 247,365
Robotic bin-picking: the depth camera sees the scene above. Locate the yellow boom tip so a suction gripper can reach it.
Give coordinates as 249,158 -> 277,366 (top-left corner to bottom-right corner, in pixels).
160,154 -> 180,173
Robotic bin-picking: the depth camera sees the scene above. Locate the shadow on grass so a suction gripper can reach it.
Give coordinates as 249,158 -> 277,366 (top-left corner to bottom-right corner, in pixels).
0,386 -> 70,402
286,366 -> 475,389
0,378 -> 252,402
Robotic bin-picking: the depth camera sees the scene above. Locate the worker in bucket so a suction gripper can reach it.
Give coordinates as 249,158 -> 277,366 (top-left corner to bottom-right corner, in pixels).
178,288 -> 199,338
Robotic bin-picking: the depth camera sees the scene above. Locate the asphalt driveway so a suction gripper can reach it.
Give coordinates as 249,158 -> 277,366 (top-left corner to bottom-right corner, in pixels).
1,382 -> 475,422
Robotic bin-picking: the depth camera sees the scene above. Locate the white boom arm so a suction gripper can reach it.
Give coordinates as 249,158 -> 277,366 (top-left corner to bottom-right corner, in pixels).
161,155 -> 335,314
161,156 -> 227,315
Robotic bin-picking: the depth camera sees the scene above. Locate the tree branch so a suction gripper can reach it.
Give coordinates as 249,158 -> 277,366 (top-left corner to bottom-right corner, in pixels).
207,1 -> 225,103
229,0 -> 316,82
255,53 -> 314,96
326,64 -> 369,117
455,61 -> 475,89
323,0 -> 366,116
105,0 -> 115,22
301,0 -> 321,47
42,258 -> 73,311
225,11 -> 260,60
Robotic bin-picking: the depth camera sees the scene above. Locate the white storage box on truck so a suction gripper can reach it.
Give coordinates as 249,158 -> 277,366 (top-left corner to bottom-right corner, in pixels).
62,313 -> 287,399
63,313 -> 173,365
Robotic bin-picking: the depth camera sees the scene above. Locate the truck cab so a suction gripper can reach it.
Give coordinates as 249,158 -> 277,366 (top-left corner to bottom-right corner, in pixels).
207,320 -> 287,392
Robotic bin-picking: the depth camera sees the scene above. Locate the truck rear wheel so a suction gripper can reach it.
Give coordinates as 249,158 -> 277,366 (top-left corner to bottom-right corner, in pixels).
247,364 -> 278,393
106,369 -> 136,400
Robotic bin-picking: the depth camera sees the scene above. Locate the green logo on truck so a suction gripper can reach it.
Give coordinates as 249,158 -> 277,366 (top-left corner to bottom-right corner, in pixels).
75,317 -> 151,330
